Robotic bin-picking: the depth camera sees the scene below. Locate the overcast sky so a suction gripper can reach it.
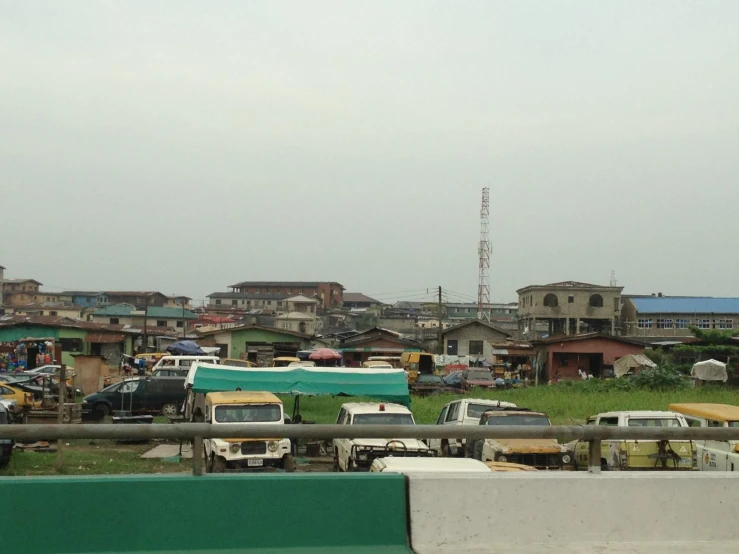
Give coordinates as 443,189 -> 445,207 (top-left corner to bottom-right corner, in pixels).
2,1 -> 738,307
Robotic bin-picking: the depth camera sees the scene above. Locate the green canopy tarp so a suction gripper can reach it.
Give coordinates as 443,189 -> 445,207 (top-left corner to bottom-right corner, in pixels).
188,364 -> 411,407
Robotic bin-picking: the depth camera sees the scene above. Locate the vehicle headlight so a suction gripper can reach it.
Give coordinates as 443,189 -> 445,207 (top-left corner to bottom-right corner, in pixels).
268,441 -> 278,452
498,455 -> 508,463
561,454 -> 572,464
230,443 -> 240,454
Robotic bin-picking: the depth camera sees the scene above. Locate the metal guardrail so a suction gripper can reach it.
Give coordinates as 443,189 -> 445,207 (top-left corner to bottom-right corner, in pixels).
3,424 -> 739,442
4,424 -> 737,476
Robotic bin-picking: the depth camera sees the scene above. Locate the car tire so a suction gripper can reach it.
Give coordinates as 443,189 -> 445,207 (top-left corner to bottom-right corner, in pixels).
282,454 -> 296,473
161,403 -> 178,417
474,442 -> 483,461
213,456 -> 227,473
96,403 -> 110,418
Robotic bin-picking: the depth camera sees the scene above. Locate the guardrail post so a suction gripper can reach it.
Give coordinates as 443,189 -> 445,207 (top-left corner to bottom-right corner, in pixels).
192,435 -> 204,476
588,439 -> 601,474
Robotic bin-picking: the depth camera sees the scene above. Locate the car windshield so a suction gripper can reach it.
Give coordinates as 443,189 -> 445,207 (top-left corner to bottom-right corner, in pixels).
214,404 -> 282,423
467,403 -> 502,419
417,375 -> 442,384
627,418 -> 682,427
352,413 -> 415,425
485,415 -> 550,426
467,371 -> 491,380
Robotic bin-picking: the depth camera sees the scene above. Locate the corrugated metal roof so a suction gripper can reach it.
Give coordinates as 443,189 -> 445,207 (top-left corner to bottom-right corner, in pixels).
630,297 -> 739,315
92,304 -> 197,319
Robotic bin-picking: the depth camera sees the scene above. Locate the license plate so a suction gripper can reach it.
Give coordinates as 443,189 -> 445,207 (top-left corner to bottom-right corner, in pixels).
247,458 -> 264,467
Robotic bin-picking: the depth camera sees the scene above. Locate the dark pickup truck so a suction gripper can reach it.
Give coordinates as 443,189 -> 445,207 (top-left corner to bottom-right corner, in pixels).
82,377 -> 186,418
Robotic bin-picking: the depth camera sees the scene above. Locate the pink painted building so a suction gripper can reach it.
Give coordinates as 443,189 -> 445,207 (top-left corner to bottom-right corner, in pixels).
533,333 -> 646,381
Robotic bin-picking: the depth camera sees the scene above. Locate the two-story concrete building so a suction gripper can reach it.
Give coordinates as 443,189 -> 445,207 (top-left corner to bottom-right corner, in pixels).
91,304 -> 197,330
104,291 -> 167,309
208,292 -> 289,312
342,293 -> 383,310
63,291 -> 110,308
517,281 -> 623,338
228,281 -> 344,310
2,279 -> 44,306
622,296 -> 739,339
440,320 -> 511,361
445,302 -> 518,321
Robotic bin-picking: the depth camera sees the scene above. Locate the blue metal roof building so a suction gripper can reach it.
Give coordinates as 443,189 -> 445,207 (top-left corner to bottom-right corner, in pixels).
629,297 -> 739,315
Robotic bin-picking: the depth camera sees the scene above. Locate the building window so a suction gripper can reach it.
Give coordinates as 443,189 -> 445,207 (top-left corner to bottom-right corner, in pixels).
676,319 -> 690,329
281,323 -> 291,330
543,294 -> 558,307
559,354 -> 569,366
231,300 -> 237,306
60,338 -> 83,352
568,295 -> 574,304
176,321 -> 184,328
657,319 -> 673,329
50,311 -> 58,316
468,340 -> 484,355
156,320 -> 167,327
215,299 -> 221,305
447,339 -> 458,355
589,294 -> 603,308
110,317 -> 119,324
717,319 -> 734,330
696,319 -> 712,329
637,319 -> 653,329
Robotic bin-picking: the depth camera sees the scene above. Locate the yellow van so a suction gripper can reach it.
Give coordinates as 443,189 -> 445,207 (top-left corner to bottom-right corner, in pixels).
400,352 -> 436,384
222,358 -> 255,369
669,403 -> 739,472
273,357 -> 300,368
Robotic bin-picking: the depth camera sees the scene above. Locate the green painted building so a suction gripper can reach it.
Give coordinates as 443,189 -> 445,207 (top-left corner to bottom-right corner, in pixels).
197,324 -> 313,364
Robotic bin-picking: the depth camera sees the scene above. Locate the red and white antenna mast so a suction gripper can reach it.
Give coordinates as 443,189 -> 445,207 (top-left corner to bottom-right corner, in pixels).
477,187 -> 491,321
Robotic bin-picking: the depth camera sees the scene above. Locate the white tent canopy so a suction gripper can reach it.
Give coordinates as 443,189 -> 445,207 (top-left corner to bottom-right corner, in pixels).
691,359 -> 728,382
614,354 -> 657,378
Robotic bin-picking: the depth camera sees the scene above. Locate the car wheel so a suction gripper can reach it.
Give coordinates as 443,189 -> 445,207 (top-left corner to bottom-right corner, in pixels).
282,454 -> 296,473
96,403 -> 110,418
161,403 -> 178,417
474,442 -> 483,461
441,442 -> 451,458
213,456 -> 227,473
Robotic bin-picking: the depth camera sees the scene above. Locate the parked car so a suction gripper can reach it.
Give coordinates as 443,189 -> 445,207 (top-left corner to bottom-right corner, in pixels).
203,391 -> 294,473
370,457 -> 491,473
24,364 -> 62,375
410,374 -> 447,396
0,382 -> 35,409
670,403 -> 739,472
81,377 -> 186,417
460,369 -> 495,391
400,352 -> 436,384
151,356 -> 219,374
428,398 -> 518,457
572,410 -> 695,471
222,358 -> 256,369
442,371 -> 464,389
0,402 -> 12,467
151,368 -> 190,377
468,408 -> 575,470
333,402 -> 434,471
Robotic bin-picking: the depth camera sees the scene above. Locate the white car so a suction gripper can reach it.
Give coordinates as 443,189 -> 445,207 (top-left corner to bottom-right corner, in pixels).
333,402 -> 434,471
428,398 -> 517,457
25,365 -> 62,375
370,457 -> 491,473
203,391 -> 294,473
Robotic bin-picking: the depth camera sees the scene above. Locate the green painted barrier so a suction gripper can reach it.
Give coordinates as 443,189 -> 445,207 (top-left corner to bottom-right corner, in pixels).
0,473 -> 412,553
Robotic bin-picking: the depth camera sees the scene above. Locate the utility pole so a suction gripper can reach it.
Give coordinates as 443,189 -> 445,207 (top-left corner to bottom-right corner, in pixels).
56,363 -> 66,471
437,286 -> 444,354
142,293 -> 149,354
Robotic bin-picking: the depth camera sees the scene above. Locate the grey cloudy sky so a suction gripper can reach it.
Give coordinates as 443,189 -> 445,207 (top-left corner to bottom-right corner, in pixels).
2,1 -> 738,306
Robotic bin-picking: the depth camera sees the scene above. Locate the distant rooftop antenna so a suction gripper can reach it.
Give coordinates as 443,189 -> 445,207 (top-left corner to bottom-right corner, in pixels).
477,187 -> 491,322
610,270 -> 617,287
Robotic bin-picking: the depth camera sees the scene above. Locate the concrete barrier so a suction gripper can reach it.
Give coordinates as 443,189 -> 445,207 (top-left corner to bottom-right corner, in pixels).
406,472 -> 739,553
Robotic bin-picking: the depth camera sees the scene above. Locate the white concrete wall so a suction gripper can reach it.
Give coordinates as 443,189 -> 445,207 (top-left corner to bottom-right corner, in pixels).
407,472 -> 739,553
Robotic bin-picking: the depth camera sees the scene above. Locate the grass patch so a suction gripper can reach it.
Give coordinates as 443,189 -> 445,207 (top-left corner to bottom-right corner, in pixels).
281,384 -> 739,425
1,440 -> 187,476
